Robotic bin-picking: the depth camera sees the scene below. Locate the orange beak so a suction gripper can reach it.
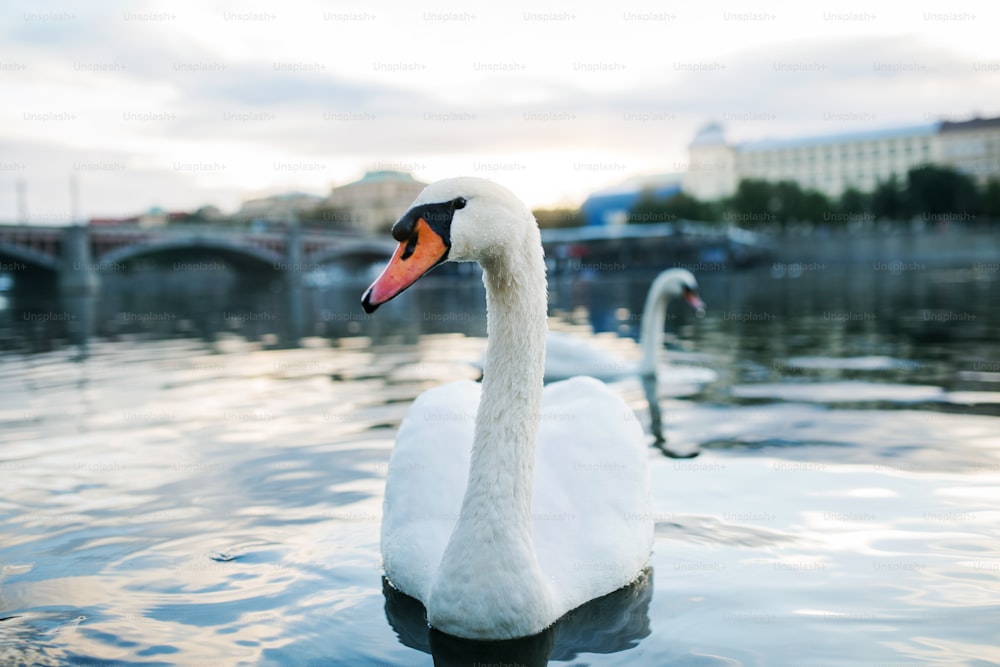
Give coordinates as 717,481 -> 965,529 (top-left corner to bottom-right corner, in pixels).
683,288 -> 705,312
683,287 -> 706,316
362,217 -> 449,313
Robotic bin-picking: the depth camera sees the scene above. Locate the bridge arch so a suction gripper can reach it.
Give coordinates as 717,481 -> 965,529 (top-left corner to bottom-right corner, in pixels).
306,240 -> 395,267
0,242 -> 61,273
97,236 -> 285,271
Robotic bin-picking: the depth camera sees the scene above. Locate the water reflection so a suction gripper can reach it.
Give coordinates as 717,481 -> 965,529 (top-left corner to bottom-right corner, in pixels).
641,373 -> 699,458
1,253 -> 999,665
384,569 -> 652,666
3,256 -> 997,375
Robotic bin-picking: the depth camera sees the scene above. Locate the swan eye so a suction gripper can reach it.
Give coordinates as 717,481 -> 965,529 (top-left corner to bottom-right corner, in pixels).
452,197 -> 467,210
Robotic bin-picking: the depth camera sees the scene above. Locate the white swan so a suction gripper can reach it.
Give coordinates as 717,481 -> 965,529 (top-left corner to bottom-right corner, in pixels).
362,177 -> 652,640
534,269 -> 712,444
544,269 -> 708,383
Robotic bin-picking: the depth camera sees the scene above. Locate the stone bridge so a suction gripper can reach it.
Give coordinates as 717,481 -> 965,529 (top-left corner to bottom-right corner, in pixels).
0,221 -> 770,348
0,223 -> 395,274
0,223 -> 396,345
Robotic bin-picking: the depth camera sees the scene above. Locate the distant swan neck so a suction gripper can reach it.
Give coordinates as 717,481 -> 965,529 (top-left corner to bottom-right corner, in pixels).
638,279 -> 672,376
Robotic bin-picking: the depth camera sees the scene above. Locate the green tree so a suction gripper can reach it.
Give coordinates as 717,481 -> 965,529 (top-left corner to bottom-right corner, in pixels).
771,180 -> 803,224
727,179 -> 774,227
660,192 -> 706,221
838,187 -> 868,215
627,188 -> 675,225
533,208 -> 584,228
627,187 -> 712,224
980,179 -> 1000,223
906,165 -> 978,218
760,180 -> 833,226
871,176 -> 906,221
799,190 -> 833,223
631,191 -> 709,224
696,198 -> 726,222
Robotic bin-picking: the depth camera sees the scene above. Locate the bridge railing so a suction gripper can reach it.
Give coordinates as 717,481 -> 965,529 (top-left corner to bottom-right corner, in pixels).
0,224 -> 70,235
86,222 -> 378,242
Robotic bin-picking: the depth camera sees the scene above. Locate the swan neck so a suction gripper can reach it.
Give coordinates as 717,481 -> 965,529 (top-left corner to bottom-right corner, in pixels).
638,280 -> 670,375
466,238 -> 547,527
428,229 -> 552,634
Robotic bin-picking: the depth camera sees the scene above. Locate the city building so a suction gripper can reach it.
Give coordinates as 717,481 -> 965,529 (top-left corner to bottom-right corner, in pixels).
683,115 -> 1000,200
938,116 -> 1000,184
235,192 -> 325,223
682,123 -> 738,202
324,170 -> 428,234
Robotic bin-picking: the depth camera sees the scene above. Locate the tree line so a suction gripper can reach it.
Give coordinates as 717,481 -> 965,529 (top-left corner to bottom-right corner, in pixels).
628,165 -> 1000,231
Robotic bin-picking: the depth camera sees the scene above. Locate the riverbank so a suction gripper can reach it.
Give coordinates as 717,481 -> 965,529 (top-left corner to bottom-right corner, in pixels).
772,226 -> 1000,267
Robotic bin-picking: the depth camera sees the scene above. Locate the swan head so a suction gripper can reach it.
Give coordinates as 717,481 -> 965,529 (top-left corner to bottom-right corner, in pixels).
651,268 -> 705,313
362,177 -> 534,312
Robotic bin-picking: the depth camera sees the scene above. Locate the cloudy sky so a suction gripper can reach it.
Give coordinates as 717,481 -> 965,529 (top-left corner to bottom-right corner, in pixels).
2,0 -> 998,222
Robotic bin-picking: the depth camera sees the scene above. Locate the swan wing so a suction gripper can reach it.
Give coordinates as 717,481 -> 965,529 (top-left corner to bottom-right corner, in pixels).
381,380 -> 479,603
532,376 -> 653,615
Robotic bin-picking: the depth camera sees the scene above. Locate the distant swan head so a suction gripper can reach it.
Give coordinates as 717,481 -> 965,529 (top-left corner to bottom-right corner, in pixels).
649,268 -> 704,313
362,177 -> 533,312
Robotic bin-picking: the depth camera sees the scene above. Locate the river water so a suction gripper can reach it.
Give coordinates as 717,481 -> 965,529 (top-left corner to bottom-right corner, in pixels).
1,258 -> 999,666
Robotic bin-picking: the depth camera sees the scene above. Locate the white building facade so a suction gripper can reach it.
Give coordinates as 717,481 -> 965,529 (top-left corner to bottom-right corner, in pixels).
683,116 -> 1000,200
937,117 -> 1000,183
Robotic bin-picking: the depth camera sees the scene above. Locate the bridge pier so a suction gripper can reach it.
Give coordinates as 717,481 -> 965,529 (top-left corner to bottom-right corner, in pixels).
59,225 -> 99,352
283,221 -> 305,347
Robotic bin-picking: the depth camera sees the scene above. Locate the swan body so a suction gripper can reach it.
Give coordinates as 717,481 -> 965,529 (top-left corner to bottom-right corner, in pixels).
363,177 -> 652,639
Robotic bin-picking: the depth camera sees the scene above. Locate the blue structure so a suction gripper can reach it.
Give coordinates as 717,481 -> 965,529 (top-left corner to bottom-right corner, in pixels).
580,176 -> 683,227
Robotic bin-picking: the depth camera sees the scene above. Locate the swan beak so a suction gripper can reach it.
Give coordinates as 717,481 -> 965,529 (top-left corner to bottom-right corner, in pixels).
362,218 -> 449,313
683,288 -> 706,315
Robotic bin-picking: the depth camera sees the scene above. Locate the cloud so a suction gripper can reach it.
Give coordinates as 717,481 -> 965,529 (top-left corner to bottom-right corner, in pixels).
0,138 -> 225,222
2,9 -> 998,218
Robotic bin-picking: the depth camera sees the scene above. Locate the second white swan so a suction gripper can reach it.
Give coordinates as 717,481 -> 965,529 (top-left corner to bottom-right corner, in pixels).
541,269 -> 713,444
544,268 -> 704,381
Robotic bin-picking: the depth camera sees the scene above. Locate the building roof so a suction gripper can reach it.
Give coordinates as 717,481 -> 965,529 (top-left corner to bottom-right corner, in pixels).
738,123 -> 938,153
244,192 -> 324,203
354,170 -> 423,184
940,115 -> 1000,133
689,122 -> 727,147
